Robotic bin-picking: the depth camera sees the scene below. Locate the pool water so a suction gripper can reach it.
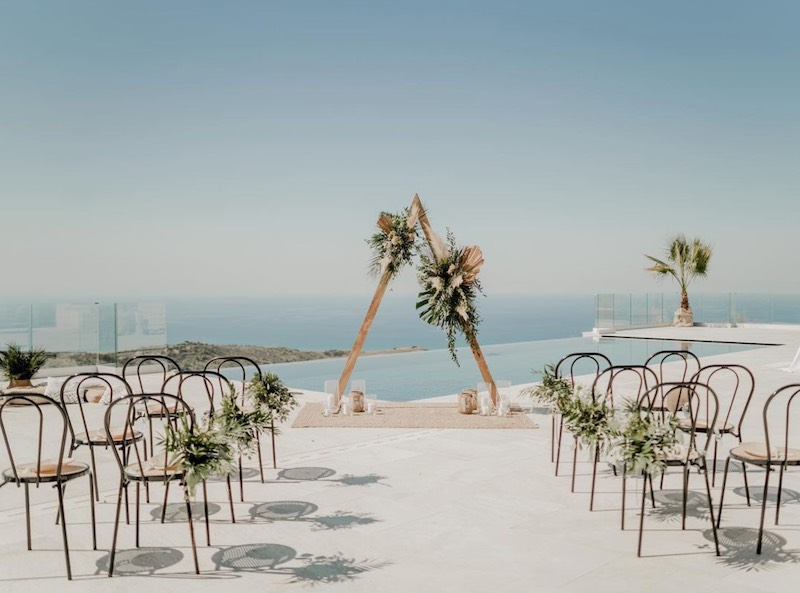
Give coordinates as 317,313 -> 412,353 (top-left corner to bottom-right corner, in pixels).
242,336 -> 764,402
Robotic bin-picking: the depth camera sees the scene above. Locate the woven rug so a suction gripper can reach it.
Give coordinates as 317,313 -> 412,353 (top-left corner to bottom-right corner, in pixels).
291,402 -> 538,429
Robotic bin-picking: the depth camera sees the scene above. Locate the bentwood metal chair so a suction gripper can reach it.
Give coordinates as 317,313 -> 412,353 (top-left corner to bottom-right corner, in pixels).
635,382 -> 720,557
162,370 -> 237,522
587,365 -> 659,518
645,349 -> 701,385
59,373 -> 138,501
0,392 -> 97,580
689,364 -> 755,486
717,383 -> 800,554
204,356 -> 266,486
105,393 -> 205,576
552,353 -> 612,475
121,355 -> 182,394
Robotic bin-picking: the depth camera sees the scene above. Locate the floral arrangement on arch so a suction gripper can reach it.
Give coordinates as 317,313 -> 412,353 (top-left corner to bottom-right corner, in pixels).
367,203 -> 421,279
416,231 -> 485,364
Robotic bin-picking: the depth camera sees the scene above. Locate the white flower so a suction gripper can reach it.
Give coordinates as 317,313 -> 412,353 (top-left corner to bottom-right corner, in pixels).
390,232 -> 401,245
450,273 -> 463,289
429,276 -> 444,292
447,263 -> 457,275
456,303 -> 469,321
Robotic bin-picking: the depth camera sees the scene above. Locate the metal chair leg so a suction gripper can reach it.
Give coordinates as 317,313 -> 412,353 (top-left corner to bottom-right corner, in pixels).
226,476 -> 236,523
570,439 -> 578,492
775,463 -> 787,524
56,484 -> 72,580
135,483 -> 141,548
555,417 -> 564,476
203,481 -> 211,546
742,461 -> 751,505
716,457 -> 732,528
637,472 -> 648,557
161,480 -> 170,523
89,474 -> 97,550
89,445 -> 100,502
270,418 -> 277,469
255,432 -> 265,482
108,482 -> 125,577
682,465 -> 690,530
589,443 -> 599,511
184,488 -> 200,575
757,466 -> 772,554
621,464 -> 627,530
24,483 -> 31,550
702,463 -> 720,556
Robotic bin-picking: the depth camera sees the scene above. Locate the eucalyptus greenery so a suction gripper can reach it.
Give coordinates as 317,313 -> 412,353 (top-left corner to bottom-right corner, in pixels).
248,372 -> 298,423
523,364 -> 573,412
609,400 -> 682,476
0,343 -> 51,381
416,231 -> 484,364
215,387 -> 272,457
163,414 -> 236,496
560,387 -> 615,450
367,208 -> 420,279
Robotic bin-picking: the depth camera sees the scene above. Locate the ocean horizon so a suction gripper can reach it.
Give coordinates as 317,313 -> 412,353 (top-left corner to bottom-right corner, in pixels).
165,293 -> 596,352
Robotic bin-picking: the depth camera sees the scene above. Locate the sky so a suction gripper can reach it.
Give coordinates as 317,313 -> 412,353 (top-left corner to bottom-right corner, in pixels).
1,1 -> 798,300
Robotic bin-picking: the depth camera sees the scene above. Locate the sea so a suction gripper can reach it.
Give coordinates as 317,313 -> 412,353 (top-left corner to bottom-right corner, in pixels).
164,294 -> 763,401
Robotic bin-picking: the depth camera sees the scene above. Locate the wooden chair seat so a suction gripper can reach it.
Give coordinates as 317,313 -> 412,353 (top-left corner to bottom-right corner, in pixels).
678,418 -> 735,433
730,442 -> 800,464
3,459 -> 91,483
75,426 -> 143,445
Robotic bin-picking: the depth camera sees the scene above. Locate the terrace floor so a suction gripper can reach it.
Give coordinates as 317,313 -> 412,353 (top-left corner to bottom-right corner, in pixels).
2,325 -> 800,592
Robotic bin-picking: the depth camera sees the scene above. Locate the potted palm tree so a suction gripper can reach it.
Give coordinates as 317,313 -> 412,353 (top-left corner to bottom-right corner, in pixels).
645,235 -> 712,327
0,343 -> 51,388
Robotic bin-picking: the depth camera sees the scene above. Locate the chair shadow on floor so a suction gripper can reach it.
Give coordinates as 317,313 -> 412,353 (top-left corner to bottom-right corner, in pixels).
95,547 -> 184,576
149,502 -> 223,522
703,527 -> 800,571
276,467 -> 389,487
249,500 -> 380,530
211,544 -> 391,585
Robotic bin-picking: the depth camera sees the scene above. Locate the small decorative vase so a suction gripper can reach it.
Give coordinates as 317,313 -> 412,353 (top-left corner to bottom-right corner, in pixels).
8,378 -> 33,388
458,389 -> 477,414
350,390 -> 365,413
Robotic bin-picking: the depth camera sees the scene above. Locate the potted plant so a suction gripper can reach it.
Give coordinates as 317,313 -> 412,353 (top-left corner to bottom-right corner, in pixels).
247,372 -> 297,468
0,343 -> 51,388
644,234 -> 712,327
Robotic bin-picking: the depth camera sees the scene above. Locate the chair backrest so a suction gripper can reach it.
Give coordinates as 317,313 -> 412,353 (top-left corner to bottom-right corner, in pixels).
640,381 -> 720,457
761,383 -> 800,464
690,364 -> 755,438
203,356 -> 261,405
591,364 -> 659,407
104,393 -> 195,479
644,349 -> 701,383
554,352 -> 612,388
59,373 -> 133,447
0,392 -> 70,484
162,370 -> 234,416
121,355 -> 182,393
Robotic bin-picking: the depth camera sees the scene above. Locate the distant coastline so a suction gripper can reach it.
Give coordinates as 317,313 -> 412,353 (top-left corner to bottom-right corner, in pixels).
46,341 -> 426,371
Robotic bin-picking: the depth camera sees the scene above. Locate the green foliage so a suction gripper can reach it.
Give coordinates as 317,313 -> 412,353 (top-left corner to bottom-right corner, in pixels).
0,343 -> 51,381
560,388 -> 614,450
367,209 -> 419,279
163,414 -> 236,497
248,372 -> 297,423
644,234 -> 712,309
215,387 -> 272,457
609,400 -> 682,476
522,364 -> 573,412
416,231 -> 483,365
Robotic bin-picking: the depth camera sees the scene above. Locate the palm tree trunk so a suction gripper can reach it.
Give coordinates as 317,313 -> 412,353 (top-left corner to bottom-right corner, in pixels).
680,291 -> 690,311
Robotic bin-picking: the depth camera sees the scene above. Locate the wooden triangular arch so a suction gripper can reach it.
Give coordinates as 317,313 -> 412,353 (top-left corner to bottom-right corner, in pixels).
336,194 -> 498,405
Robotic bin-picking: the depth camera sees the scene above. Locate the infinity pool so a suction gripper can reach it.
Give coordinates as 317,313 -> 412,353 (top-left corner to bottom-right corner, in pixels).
238,336 -> 763,401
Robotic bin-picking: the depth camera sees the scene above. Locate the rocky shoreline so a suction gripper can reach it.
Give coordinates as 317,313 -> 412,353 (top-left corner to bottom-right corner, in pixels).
46,341 -> 426,371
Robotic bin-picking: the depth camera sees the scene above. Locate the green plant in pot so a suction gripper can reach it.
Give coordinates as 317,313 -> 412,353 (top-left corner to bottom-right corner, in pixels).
247,372 -> 297,469
0,343 -> 51,388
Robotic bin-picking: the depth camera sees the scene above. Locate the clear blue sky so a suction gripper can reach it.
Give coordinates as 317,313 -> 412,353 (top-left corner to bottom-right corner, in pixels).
2,1 -> 798,299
